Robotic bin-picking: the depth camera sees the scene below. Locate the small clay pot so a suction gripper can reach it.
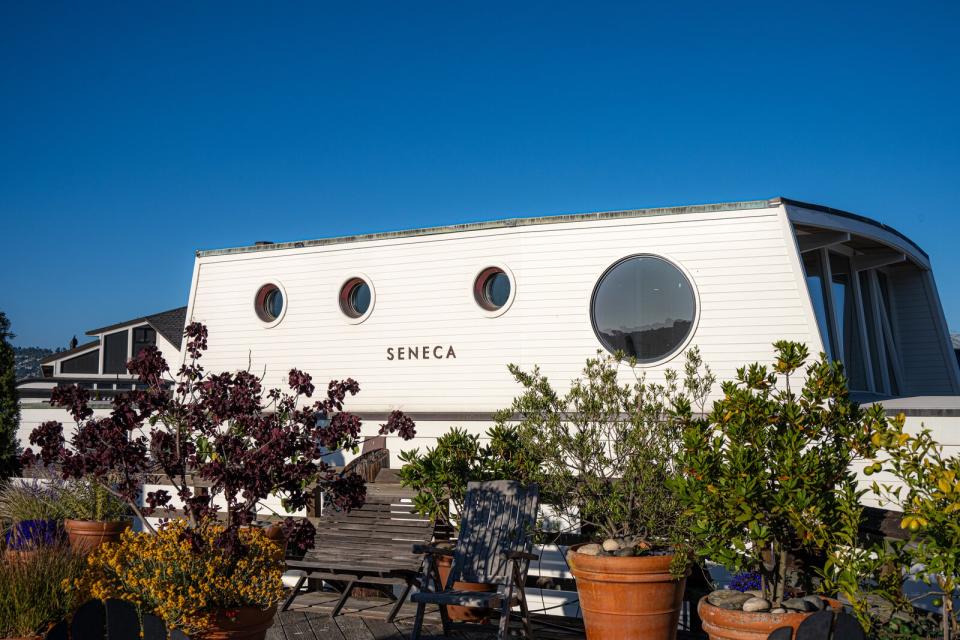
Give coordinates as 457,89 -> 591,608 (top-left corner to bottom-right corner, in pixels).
64,519 -> 130,553
3,548 -> 39,565
567,543 -> 688,640
435,555 -> 497,623
193,605 -> 277,640
698,595 -> 842,640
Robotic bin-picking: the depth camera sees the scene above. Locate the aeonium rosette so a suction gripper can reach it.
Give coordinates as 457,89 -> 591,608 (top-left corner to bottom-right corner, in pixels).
22,322 -> 416,559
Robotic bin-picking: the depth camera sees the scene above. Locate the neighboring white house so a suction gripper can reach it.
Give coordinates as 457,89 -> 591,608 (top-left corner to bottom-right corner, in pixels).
15,307 -> 186,446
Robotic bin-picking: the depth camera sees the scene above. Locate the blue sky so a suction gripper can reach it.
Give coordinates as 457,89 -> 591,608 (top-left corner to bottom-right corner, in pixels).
1,1 -> 958,347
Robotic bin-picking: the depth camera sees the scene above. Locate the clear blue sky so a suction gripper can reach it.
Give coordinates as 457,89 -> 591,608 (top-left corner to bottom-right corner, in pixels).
2,1 -> 958,347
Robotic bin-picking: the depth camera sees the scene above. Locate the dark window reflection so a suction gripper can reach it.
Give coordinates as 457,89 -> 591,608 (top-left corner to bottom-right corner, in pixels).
485,272 -> 511,308
803,252 -> 834,361
591,256 -> 696,362
350,282 -> 371,315
265,289 -> 284,319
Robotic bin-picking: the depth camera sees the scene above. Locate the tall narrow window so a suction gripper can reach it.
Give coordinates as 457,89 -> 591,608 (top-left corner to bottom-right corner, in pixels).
829,254 -> 867,390
132,326 -> 156,359
102,330 -> 129,374
802,253 -> 834,361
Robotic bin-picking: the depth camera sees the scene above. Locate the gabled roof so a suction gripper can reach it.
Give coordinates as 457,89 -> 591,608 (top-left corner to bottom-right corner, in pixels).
85,306 -> 187,349
39,340 -> 100,364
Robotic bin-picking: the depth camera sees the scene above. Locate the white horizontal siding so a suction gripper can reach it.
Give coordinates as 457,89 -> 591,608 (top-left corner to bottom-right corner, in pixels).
185,206 -> 820,413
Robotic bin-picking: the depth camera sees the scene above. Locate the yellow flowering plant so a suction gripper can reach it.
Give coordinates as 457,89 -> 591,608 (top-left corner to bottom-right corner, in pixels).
75,520 -> 284,635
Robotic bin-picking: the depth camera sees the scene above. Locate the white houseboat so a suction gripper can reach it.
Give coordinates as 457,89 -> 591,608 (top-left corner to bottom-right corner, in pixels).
180,197 -> 959,457
17,197 -> 960,467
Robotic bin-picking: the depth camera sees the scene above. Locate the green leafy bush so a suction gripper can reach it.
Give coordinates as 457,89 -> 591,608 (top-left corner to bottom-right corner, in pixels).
398,425 -> 536,529
827,416 -> 959,639
57,479 -> 131,522
0,545 -> 88,636
494,348 -> 713,564
672,341 -> 881,606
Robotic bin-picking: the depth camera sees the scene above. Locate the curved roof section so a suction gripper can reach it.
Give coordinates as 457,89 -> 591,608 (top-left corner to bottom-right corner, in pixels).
196,197 -> 926,262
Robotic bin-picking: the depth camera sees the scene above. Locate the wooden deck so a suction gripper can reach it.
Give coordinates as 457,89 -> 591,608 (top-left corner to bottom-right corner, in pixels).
271,591 -> 707,639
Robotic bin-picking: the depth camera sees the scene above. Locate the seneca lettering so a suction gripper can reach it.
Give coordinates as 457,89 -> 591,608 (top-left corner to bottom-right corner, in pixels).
387,345 -> 457,361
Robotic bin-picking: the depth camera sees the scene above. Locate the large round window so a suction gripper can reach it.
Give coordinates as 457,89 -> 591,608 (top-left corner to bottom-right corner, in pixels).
340,277 -> 373,319
255,284 -> 285,324
590,255 -> 696,363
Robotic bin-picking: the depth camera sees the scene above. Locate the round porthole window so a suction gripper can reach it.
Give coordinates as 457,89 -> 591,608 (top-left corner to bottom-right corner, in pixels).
474,266 -> 513,313
255,283 -> 286,325
590,255 -> 696,364
340,277 -> 373,319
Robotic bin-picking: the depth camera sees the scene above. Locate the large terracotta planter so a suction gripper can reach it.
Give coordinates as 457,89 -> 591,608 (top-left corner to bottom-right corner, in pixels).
194,605 -> 277,640
567,544 -> 688,640
436,555 -> 496,623
698,596 -> 841,640
64,519 -> 130,552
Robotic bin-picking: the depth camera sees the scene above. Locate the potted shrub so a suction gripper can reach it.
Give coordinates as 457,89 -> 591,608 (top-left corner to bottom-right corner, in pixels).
0,480 -> 63,560
0,545 -> 88,640
75,521 -> 283,639
672,341 -> 881,640
22,322 -> 415,639
56,479 -> 131,552
398,425 -> 535,622
495,349 -> 715,640
826,416 -> 959,640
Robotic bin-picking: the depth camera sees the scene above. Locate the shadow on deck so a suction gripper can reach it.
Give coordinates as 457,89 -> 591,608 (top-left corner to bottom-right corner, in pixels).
274,591 -> 707,639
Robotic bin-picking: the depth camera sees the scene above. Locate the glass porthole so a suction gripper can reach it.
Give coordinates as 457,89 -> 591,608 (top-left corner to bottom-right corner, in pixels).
340,278 -> 372,319
255,284 -> 285,323
590,255 -> 696,363
474,267 -> 512,311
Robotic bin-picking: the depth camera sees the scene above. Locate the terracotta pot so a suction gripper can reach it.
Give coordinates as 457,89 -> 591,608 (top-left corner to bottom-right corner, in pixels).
194,605 -> 277,640
698,596 -> 842,640
64,519 -> 130,552
3,548 -> 39,565
435,555 -> 497,623
567,544 -> 688,640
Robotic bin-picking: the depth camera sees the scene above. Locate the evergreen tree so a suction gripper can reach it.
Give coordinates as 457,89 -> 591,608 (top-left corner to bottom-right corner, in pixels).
0,312 -> 22,478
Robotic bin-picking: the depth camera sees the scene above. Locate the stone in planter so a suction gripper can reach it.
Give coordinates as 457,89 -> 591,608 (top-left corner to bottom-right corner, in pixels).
602,538 -> 621,552
783,597 -> 819,612
742,597 -> 770,612
707,590 -> 752,610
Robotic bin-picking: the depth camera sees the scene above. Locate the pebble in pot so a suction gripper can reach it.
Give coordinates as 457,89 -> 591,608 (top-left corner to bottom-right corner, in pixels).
783,597 -> 819,612
602,539 -> 620,552
742,597 -> 770,612
706,590 -> 752,610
